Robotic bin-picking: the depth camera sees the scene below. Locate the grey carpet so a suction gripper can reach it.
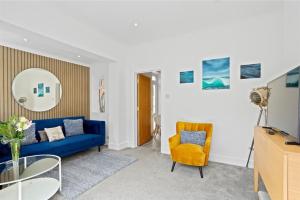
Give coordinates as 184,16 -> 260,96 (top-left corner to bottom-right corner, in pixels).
78,144 -> 257,200
49,150 -> 137,199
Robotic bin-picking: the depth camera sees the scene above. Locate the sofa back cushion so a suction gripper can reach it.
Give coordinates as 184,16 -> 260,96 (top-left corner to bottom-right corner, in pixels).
64,119 -> 84,136
33,116 -> 85,141
38,130 -> 49,142
22,123 -> 38,145
45,126 -> 65,142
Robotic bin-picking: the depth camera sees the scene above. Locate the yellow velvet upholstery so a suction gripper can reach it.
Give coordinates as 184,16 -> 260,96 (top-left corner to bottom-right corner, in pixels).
169,122 -> 213,167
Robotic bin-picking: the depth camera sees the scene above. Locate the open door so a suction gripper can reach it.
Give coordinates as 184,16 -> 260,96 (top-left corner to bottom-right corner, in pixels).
137,74 -> 152,146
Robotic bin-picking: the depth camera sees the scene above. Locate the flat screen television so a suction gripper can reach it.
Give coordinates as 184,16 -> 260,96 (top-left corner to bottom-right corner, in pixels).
267,66 -> 300,144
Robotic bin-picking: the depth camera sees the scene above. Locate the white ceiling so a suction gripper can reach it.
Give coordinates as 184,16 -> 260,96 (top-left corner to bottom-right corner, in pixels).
0,1 -> 283,46
0,21 -> 112,65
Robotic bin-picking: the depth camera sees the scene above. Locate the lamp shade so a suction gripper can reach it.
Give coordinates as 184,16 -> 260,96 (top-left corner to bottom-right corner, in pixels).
250,87 -> 270,108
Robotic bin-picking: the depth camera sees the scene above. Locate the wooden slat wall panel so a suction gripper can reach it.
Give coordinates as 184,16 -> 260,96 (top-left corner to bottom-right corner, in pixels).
0,45 -> 90,121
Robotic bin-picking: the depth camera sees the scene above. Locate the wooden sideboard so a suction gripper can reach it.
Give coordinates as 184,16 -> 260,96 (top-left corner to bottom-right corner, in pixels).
254,127 -> 300,200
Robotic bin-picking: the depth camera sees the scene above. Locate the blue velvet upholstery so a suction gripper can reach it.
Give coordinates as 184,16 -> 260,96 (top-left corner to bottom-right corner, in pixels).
0,116 -> 105,163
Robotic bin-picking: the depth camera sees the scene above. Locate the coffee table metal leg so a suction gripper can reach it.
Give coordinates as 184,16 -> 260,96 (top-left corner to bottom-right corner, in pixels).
59,159 -> 62,191
18,181 -> 22,200
24,157 -> 27,169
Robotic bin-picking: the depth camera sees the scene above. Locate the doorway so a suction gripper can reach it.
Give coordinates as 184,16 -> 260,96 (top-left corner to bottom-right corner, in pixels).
137,71 -> 161,149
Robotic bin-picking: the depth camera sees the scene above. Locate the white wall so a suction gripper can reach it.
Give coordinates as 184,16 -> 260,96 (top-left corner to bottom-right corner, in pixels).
125,10 -> 284,166
283,2 -> 300,68
90,62 -> 109,143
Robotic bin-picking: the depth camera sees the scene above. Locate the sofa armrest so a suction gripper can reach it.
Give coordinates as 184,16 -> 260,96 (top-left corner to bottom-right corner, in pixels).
83,120 -> 105,136
169,134 -> 180,151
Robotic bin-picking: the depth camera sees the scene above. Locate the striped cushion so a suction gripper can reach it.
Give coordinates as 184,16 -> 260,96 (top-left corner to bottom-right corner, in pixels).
63,119 -> 84,136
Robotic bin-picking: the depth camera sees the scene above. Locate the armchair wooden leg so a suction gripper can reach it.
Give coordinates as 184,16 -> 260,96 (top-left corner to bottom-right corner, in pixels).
98,146 -> 101,152
199,166 -> 203,178
171,162 -> 176,172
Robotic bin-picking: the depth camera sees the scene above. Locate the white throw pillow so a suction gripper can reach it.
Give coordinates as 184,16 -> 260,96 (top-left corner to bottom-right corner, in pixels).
44,126 -> 65,142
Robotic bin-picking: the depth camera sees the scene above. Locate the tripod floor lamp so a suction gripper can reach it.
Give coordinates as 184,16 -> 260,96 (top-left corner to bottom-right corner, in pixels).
246,87 -> 270,168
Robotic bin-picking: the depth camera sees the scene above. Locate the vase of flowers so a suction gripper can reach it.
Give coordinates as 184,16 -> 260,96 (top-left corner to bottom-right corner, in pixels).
0,116 -> 32,179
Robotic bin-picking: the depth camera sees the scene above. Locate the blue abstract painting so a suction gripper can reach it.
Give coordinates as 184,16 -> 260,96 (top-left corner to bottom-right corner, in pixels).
38,83 -> 44,97
202,57 -> 230,90
240,63 -> 261,79
286,66 -> 299,88
180,71 -> 194,84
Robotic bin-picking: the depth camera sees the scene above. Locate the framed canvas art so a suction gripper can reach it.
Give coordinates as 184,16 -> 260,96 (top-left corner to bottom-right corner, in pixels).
202,57 -> 230,90
180,71 -> 194,84
240,63 -> 261,79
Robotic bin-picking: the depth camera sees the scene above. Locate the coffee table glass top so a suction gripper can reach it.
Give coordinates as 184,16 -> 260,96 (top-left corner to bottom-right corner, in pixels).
0,155 -> 60,185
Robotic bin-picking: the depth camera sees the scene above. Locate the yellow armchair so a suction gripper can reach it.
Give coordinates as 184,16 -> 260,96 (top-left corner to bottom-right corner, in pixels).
169,121 -> 213,178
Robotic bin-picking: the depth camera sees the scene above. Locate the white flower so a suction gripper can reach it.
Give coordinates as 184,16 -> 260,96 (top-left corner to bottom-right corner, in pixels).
19,117 -> 27,123
23,121 -> 32,130
15,118 -> 32,132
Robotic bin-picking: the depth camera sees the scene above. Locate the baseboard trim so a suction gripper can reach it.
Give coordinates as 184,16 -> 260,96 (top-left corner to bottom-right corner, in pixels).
209,154 -> 253,168
161,150 -> 254,168
109,141 -> 129,150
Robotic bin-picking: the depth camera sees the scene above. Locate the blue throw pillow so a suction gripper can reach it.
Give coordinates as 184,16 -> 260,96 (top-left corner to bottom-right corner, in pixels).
63,119 -> 84,136
22,123 -> 38,145
180,130 -> 207,146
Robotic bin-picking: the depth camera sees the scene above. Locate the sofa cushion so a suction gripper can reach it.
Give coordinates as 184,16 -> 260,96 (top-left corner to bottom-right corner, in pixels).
180,130 -> 206,146
38,130 -> 48,142
0,144 -> 10,161
63,119 -> 84,136
22,123 -> 38,145
33,116 -> 85,139
20,134 -> 101,156
172,144 -> 206,166
45,126 -> 65,142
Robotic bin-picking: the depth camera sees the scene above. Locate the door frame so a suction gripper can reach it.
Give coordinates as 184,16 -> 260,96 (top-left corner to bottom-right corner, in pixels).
133,68 -> 162,148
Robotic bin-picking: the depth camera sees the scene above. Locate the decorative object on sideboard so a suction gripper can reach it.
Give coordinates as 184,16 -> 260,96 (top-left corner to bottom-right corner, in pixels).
202,57 -> 230,90
99,79 -> 105,113
0,116 -> 32,179
12,68 -> 62,112
240,63 -> 261,79
246,86 -> 270,168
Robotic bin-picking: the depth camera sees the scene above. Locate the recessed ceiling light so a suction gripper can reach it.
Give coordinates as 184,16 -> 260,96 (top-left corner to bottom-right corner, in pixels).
77,55 -> 81,58
133,22 -> 139,27
23,38 -> 28,42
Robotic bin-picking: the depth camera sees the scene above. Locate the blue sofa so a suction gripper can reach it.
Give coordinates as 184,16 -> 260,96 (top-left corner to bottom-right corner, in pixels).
0,116 -> 105,163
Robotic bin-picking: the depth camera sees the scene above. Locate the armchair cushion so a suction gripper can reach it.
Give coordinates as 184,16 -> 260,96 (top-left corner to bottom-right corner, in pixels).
180,130 -> 206,146
172,144 -> 206,166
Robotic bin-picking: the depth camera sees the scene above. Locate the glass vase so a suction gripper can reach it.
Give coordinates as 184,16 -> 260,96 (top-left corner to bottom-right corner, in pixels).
10,139 -> 21,179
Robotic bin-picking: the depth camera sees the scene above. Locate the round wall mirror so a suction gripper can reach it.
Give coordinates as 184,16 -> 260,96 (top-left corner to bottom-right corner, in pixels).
12,68 -> 62,112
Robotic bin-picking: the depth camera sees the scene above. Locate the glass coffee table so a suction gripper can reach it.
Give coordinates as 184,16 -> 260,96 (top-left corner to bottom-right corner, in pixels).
0,155 -> 61,200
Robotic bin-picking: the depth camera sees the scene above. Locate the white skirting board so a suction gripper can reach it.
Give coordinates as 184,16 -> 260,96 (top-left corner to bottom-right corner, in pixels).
258,191 -> 271,200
